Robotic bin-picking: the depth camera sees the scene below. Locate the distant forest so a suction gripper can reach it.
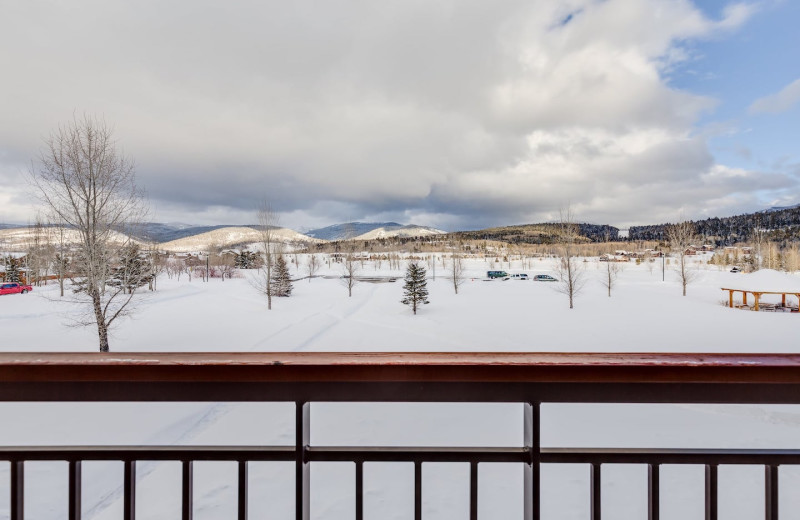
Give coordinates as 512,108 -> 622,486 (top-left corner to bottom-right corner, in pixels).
445,223 -> 619,245
629,206 -> 800,245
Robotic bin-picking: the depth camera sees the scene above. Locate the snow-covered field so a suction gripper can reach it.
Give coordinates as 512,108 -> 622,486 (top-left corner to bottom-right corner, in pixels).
2,255 -> 800,519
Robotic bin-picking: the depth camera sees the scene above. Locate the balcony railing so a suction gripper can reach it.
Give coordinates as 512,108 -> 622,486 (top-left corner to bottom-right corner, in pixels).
3,352 -> 800,520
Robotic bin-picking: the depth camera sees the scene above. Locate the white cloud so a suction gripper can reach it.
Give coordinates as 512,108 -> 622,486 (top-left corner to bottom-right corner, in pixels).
0,0 -> 774,229
749,78 -> 800,114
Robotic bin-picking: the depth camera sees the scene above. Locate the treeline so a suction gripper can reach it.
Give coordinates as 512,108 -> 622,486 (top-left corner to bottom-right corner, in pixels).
443,223 -> 619,245
629,206 -> 800,245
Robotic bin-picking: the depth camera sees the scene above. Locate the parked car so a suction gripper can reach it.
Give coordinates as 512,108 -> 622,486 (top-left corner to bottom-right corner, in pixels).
509,273 -> 529,280
486,270 -> 509,279
533,274 -> 558,282
0,282 -> 33,295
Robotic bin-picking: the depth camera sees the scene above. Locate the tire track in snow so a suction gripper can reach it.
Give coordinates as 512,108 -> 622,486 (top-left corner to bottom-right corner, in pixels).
294,283 -> 379,350
81,404 -> 234,520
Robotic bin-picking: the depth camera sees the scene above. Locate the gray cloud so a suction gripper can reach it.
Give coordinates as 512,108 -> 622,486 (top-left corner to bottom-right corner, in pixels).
1,0 -> 781,231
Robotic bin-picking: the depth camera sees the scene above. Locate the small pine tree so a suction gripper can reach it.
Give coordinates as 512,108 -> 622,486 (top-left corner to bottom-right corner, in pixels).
5,257 -> 21,283
108,244 -> 153,294
401,261 -> 429,315
270,255 -> 293,297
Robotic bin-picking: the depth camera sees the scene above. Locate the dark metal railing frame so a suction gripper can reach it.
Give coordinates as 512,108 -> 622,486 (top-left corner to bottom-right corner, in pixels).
3,352 -> 800,520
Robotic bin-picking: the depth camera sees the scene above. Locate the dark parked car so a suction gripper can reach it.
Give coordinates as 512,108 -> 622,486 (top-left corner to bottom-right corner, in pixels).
533,274 -> 558,282
486,271 -> 509,279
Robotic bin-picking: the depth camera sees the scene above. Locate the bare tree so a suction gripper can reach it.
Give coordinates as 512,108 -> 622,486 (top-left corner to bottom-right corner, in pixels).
786,243 -> 800,274
600,260 -> 621,297
342,252 -> 359,297
29,115 -> 147,351
256,200 -> 279,309
25,216 -> 51,287
666,219 -> 698,296
51,220 -> 70,297
750,217 -> 767,271
555,206 -> 585,309
306,254 -> 320,282
449,253 -> 465,294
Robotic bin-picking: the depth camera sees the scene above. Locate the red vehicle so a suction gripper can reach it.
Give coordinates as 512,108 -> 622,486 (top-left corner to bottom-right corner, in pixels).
0,282 -> 33,295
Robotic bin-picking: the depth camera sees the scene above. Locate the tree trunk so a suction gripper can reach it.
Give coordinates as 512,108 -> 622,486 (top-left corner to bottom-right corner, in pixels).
91,289 -> 109,352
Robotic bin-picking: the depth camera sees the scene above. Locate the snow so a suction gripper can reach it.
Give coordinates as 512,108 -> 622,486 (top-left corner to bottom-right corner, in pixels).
720,268 -> 800,294
2,255 -> 800,519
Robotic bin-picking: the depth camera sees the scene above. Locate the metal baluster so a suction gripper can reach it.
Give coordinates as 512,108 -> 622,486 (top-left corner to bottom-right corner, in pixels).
238,461 -> 248,520
11,460 -> 23,520
648,464 -> 659,520
297,402 -> 311,520
523,402 -> 541,520
415,461 -> 422,520
765,465 -> 778,520
69,460 -> 82,520
182,460 -> 193,520
591,463 -> 601,520
355,461 -> 364,520
705,464 -> 718,520
124,460 -> 136,520
470,461 -> 479,520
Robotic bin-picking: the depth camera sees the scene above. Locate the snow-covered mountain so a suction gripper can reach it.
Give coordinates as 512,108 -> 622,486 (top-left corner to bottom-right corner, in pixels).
305,222 -> 445,241
764,203 -> 800,213
304,222 -> 402,240
353,225 -> 446,240
0,226 -> 138,249
158,226 -> 323,252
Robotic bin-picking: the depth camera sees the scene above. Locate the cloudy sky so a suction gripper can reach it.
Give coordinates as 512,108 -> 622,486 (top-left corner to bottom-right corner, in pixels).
1,0 -> 798,231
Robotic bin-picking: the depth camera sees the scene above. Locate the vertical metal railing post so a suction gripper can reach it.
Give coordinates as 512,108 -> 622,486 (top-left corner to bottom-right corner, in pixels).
182,460 -> 193,520
705,464 -> 718,520
591,463 -> 601,520
647,464 -> 659,520
470,461 -> 479,520
124,460 -> 136,520
69,460 -> 82,520
238,460 -> 248,520
296,402 -> 311,520
523,402 -> 541,520
415,461 -> 422,520
10,460 -> 24,520
765,465 -> 778,520
355,461 -> 364,520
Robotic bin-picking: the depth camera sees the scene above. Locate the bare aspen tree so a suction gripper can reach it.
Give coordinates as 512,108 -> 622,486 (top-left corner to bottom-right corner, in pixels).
256,200 -> 279,309
52,219 -> 69,297
449,253 -> 465,294
306,254 -> 320,282
29,115 -> 147,351
749,218 -> 767,271
343,252 -> 359,297
601,260 -> 621,297
555,206 -> 585,309
786,244 -> 800,274
26,216 -> 50,287
666,219 -> 698,296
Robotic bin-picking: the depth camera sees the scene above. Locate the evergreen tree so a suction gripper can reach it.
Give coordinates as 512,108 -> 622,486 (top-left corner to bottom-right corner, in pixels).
235,249 -> 261,269
108,244 -> 153,294
401,261 -> 429,315
5,257 -> 21,283
270,255 -> 293,297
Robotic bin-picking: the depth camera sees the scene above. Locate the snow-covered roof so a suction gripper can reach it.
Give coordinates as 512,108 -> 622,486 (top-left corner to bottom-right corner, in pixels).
721,269 -> 800,293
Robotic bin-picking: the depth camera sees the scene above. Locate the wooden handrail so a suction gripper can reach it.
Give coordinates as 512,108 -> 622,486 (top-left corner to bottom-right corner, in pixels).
3,352 -> 800,383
